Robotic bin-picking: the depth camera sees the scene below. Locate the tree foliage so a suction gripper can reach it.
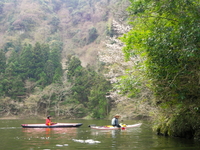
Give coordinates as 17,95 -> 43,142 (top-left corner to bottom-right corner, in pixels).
0,42 -> 63,99
87,27 -> 99,44
0,49 -> 6,74
66,56 -> 112,118
121,0 -> 200,138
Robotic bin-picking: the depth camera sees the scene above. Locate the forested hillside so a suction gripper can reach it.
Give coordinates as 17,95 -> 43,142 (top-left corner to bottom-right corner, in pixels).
0,0 -> 125,66
1,0 -> 143,119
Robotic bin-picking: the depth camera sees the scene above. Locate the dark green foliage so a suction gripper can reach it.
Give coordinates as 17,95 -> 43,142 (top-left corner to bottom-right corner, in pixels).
88,75 -> 112,118
5,76 -> 25,99
49,17 -> 60,33
37,71 -> 48,87
67,56 -> 82,82
66,56 -> 112,118
87,27 -> 99,44
53,66 -> 62,83
0,42 -> 63,99
67,59 -> 92,105
2,60 -> 26,99
4,42 -> 14,52
0,80 -> 3,96
0,49 -> 6,74
121,0 -> 200,139
31,42 -> 45,80
44,60 -> 55,82
169,108 -> 200,139
18,44 -> 33,79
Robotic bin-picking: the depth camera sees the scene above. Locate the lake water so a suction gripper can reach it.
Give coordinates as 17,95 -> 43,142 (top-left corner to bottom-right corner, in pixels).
0,119 -> 199,150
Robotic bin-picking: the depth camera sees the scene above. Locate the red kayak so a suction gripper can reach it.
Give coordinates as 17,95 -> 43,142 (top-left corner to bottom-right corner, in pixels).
21,123 -> 83,128
89,123 -> 142,130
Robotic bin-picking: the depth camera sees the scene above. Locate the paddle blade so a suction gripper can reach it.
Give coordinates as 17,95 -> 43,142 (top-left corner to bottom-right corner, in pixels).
88,124 -> 96,127
121,127 -> 126,130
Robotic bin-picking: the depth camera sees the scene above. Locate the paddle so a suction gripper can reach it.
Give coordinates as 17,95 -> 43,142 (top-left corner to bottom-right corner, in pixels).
48,122 -> 57,126
88,124 -> 96,127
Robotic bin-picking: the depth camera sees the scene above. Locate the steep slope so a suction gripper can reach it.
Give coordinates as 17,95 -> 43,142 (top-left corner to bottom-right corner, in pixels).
0,0 -> 118,67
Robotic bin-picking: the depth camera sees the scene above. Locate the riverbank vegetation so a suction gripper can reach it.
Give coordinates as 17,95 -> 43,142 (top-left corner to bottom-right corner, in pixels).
120,0 -> 200,139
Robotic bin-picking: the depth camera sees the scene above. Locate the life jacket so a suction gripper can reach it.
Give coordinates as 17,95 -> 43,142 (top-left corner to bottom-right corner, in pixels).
46,118 -> 51,125
111,117 -> 119,126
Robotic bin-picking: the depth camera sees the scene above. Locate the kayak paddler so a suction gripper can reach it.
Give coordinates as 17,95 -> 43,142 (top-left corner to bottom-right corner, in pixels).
111,114 -> 121,127
45,116 -> 56,126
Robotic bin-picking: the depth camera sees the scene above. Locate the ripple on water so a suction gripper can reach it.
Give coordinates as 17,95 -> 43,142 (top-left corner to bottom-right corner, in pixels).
73,139 -> 101,144
0,127 -> 21,129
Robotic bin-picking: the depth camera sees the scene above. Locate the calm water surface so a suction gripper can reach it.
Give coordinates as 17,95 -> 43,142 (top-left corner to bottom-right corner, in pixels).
0,119 -> 199,150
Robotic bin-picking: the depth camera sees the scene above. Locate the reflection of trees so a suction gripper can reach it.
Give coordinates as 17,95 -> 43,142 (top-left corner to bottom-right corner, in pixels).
22,128 -> 78,147
90,129 -> 121,138
90,127 -> 142,139
22,128 -> 77,149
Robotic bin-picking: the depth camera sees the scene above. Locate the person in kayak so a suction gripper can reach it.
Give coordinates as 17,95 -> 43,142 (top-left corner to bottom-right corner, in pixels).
111,114 -> 121,127
46,116 -> 56,126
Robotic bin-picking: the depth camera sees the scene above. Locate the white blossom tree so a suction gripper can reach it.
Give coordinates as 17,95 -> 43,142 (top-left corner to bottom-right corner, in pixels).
98,19 -> 153,118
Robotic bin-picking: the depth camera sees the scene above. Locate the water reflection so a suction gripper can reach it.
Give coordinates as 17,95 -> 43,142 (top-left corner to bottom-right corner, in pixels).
90,127 -> 142,139
1,119 -> 200,150
22,128 -> 78,148
89,127 -> 144,149
22,127 -> 77,137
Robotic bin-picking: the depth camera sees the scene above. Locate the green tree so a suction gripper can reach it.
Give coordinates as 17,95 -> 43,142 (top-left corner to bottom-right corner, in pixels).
0,49 -> 6,74
67,56 -> 82,82
40,43 -> 50,64
7,76 -> 25,99
37,71 -> 48,87
87,27 -> 99,44
44,46 -> 62,84
70,67 -> 91,105
88,75 -> 111,118
53,66 -> 62,83
31,42 -> 45,80
44,60 -> 55,84
18,44 -> 34,79
3,62 -> 25,99
49,46 -> 61,69
121,0 -> 200,138
66,56 -> 112,118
